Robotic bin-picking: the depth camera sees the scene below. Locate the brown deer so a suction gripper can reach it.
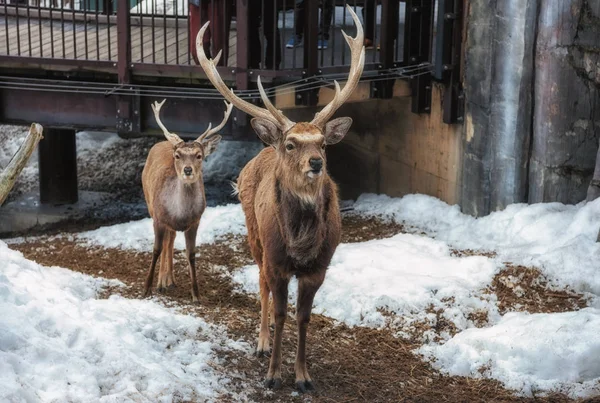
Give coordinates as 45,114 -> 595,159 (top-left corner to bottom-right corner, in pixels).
196,5 -> 364,392
142,99 -> 232,302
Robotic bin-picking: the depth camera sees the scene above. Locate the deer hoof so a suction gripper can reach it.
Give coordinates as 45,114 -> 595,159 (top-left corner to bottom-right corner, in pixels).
143,289 -> 152,298
264,378 -> 282,390
167,283 -> 177,290
296,380 -> 315,393
256,349 -> 271,358
192,296 -> 199,304
157,286 -> 166,294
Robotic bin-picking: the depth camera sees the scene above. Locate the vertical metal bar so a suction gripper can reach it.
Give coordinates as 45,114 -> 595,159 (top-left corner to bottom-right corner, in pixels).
50,4 -> 55,57
174,0 -> 178,63
282,0 -> 286,69
95,0 -> 100,60
302,0 -> 318,105
39,128 -> 78,205
292,0 -> 297,69
272,0 -> 276,70
186,0 -> 190,65
261,0 -> 265,68
151,0 -> 155,63
372,0 -> 377,62
341,1 -> 346,65
84,0 -> 89,59
330,1 -> 335,66
105,0 -> 111,60
72,0 -> 77,59
3,0 -> 9,55
163,0 -> 167,63
319,0 -> 323,67
60,1 -> 65,58
407,0 -> 432,113
15,0 -> 21,56
140,7 -> 144,62
38,0 -> 43,57
26,0 -> 32,57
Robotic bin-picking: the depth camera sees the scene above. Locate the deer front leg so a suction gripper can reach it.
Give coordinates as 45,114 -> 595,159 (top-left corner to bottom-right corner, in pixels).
257,271 -> 271,357
157,230 -> 176,292
184,223 -> 200,303
144,223 -> 166,297
295,272 -> 325,393
264,274 -> 289,390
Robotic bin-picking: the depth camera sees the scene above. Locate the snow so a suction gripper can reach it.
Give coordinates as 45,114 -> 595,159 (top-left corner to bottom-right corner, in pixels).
353,193 -> 600,295
232,233 -> 500,338
419,308 -> 600,398
77,203 -> 246,251
0,240 -> 250,402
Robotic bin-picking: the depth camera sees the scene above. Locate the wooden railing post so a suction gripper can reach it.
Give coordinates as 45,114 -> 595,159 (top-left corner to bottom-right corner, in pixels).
115,0 -> 139,134
376,0 -> 400,98
405,0 -> 433,113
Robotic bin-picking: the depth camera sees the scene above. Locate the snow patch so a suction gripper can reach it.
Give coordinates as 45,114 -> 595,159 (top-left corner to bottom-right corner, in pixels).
419,309 -> 600,398
232,233 -> 500,337
353,193 -> 600,295
77,204 -> 246,251
0,240 -> 250,402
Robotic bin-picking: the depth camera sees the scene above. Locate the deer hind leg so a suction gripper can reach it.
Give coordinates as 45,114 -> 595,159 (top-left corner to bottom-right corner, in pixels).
157,229 -> 175,292
144,223 -> 166,297
264,273 -> 289,390
257,270 -> 271,357
184,223 -> 200,303
294,272 -> 325,393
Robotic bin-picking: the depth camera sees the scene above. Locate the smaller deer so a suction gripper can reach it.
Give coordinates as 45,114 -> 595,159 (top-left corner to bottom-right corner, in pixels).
142,98 -> 232,302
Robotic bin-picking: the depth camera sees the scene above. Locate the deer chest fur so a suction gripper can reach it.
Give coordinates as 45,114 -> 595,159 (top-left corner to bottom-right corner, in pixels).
274,180 -> 336,272
158,179 -> 205,231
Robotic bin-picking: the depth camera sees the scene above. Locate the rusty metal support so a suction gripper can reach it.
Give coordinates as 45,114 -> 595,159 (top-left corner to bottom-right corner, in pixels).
297,0 -> 319,106
434,0 -> 463,123
38,128 -> 78,205
405,0 -> 433,114
374,0 -> 400,99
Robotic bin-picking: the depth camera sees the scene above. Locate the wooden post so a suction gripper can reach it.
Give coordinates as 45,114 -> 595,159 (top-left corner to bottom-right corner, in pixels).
38,128 -> 78,205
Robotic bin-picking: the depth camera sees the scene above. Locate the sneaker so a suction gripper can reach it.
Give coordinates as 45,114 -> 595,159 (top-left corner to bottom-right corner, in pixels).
286,36 -> 302,48
317,38 -> 328,50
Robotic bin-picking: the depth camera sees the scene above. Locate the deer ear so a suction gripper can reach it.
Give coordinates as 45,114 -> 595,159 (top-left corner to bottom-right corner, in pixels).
324,117 -> 352,145
203,135 -> 222,158
251,118 -> 280,146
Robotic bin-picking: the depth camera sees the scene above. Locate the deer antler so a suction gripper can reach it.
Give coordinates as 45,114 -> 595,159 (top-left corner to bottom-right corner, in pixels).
311,5 -> 365,129
151,99 -> 184,145
195,100 -> 234,144
196,22 -> 296,133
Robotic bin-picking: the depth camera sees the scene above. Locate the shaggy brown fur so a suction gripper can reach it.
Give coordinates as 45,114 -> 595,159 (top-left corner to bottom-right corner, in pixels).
237,118 -> 351,392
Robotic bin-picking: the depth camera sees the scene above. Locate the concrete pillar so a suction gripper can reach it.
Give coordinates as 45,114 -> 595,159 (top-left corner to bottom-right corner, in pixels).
38,128 -> 78,205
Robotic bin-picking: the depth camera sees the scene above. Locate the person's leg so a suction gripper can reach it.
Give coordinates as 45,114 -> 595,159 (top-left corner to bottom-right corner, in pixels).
363,0 -> 375,47
263,0 -> 282,69
248,2 -> 261,68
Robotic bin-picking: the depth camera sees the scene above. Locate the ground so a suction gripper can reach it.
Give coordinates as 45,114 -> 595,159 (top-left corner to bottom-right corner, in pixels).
2,127 -> 600,402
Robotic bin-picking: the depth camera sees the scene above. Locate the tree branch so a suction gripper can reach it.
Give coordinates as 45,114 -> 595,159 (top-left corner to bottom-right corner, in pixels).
0,123 -> 44,206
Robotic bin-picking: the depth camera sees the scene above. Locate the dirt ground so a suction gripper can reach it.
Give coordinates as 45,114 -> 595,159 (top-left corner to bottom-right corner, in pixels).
10,214 -> 595,403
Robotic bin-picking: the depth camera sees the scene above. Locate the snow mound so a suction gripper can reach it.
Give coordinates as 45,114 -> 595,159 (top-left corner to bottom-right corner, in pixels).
419,308 -> 600,398
232,233 -> 500,336
0,240 -> 249,402
353,194 -> 600,295
78,204 -> 246,251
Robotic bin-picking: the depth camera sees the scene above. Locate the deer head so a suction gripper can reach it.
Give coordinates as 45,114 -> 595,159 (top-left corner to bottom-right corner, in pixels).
151,99 -> 233,183
195,5 -> 364,189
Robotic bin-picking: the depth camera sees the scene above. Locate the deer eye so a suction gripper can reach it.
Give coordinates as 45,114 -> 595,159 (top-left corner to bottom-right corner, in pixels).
321,143 -> 326,150
285,143 -> 295,151
174,154 -> 181,160
196,154 -> 202,159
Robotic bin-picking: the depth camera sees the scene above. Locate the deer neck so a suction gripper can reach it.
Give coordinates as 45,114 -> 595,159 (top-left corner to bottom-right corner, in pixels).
161,175 -> 205,220
275,166 -> 325,208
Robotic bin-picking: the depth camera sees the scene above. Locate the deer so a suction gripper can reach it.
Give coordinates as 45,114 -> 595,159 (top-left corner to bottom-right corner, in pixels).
196,4 -> 364,392
142,98 -> 232,302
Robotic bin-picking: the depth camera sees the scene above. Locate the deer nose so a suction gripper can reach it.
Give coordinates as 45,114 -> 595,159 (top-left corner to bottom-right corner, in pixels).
309,157 -> 323,172
183,167 -> 193,176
